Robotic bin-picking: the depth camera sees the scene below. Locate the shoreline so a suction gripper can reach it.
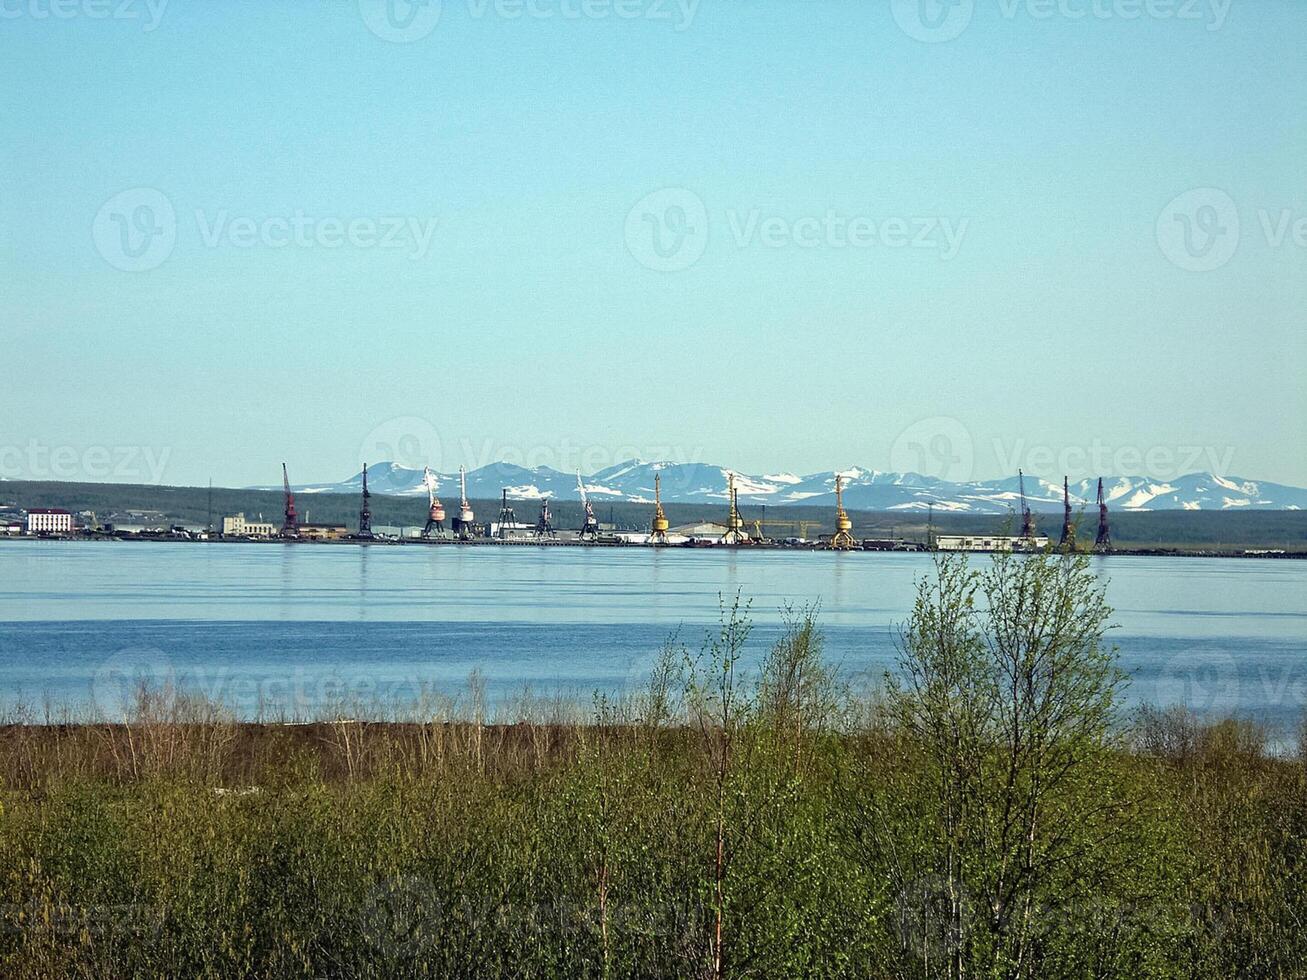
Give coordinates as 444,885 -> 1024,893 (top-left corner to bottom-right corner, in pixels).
2,534 -> 1304,559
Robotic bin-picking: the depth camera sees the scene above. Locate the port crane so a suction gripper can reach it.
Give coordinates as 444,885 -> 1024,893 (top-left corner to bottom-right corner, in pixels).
1058,475 -> 1074,551
455,466 -> 475,540
1094,477 -> 1112,553
355,464 -> 374,540
1018,469 -> 1036,542
648,473 -> 670,545
576,472 -> 600,541
535,497 -> 556,539
421,467 -> 446,537
827,473 -> 857,550
721,473 -> 750,545
279,462 -> 299,539
496,490 -> 517,539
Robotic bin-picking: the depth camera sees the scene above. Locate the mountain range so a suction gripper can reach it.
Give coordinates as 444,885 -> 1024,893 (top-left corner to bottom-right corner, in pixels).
262,462 -> 1307,514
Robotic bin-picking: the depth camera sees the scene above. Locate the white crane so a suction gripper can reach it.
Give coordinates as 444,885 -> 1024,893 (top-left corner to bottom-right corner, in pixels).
456,466 -> 475,540
576,471 -> 600,541
422,467 -> 445,537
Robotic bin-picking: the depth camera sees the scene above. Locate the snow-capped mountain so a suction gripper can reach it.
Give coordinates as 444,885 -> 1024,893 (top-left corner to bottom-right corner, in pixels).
260,462 -> 1307,513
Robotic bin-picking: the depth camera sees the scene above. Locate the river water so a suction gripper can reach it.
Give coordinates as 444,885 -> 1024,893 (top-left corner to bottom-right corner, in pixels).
0,541 -> 1303,733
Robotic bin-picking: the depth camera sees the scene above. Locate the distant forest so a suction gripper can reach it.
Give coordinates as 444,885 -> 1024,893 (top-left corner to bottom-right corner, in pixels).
4,481 -> 1306,551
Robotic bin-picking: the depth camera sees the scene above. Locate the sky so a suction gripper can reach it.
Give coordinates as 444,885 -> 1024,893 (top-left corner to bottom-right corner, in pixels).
1,0 -> 1304,490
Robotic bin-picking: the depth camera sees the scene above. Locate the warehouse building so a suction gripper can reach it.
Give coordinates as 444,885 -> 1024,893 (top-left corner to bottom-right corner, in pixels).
934,534 -> 1050,552
221,513 -> 278,538
297,523 -> 348,541
26,508 -> 73,534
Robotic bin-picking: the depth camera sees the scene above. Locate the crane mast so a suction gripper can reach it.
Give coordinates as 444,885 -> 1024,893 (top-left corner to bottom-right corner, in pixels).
648,472 -> 670,545
577,472 -> 600,541
535,496 -> 556,539
355,463 -> 374,540
422,467 -> 446,537
828,473 -> 856,550
1058,475 -> 1074,551
456,466 -> 475,540
280,462 -> 298,539
1094,477 -> 1112,553
1018,469 -> 1036,543
721,472 -> 750,545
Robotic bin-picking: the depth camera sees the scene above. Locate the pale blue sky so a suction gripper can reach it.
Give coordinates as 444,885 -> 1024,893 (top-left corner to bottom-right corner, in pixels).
2,0 -> 1304,488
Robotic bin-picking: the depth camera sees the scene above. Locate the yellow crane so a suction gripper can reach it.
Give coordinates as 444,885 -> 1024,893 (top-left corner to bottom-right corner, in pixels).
722,473 -> 751,545
649,473 -> 670,545
828,474 -> 857,550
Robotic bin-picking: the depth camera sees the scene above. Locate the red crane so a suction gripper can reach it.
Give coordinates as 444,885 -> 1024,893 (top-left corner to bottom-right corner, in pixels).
280,462 -> 299,538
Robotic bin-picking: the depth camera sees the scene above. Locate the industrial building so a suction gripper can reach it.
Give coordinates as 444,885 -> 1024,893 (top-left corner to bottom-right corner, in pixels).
26,508 -> 73,534
935,534 -> 1050,552
296,523 -> 349,542
222,513 -> 278,538
670,521 -> 728,542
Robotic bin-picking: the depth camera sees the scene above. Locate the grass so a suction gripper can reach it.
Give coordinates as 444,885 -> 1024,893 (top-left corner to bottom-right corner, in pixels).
0,678 -> 1304,976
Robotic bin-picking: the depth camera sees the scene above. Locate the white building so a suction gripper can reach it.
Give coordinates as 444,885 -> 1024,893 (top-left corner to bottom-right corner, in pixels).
222,513 -> 278,538
935,534 -> 1050,552
26,508 -> 73,534
670,521 -> 729,542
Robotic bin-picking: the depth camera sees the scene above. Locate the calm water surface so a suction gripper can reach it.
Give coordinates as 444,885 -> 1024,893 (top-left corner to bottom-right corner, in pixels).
0,541 -> 1303,730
